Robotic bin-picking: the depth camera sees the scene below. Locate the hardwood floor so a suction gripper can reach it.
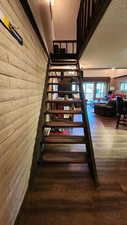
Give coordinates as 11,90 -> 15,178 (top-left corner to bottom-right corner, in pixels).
15,106 -> 127,225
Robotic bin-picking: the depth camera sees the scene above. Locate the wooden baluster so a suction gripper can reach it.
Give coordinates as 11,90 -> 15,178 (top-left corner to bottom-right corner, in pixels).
66,42 -> 68,53
60,42 -> 61,50
90,0 -> 93,18
77,0 -> 112,58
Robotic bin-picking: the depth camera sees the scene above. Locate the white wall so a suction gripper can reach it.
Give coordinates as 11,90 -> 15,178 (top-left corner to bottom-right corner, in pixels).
0,1 -> 47,224
28,0 -> 55,52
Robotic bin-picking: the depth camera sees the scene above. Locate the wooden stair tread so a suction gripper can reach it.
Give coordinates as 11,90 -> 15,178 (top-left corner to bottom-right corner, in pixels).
47,91 -> 80,94
51,62 -> 77,65
48,76 -> 80,79
42,152 -> 87,163
48,82 -> 79,85
51,53 -> 77,60
46,99 -> 82,104
45,109 -> 82,114
50,63 -> 77,66
43,136 -> 86,144
49,69 -> 78,72
51,59 -> 77,62
44,121 -> 84,128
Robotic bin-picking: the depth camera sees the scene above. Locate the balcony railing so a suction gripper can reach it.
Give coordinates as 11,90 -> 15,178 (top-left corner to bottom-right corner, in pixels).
51,40 -> 77,60
77,0 -> 112,58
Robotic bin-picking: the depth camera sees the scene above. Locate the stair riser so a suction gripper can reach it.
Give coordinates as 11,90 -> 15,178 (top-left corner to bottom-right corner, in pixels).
45,112 -> 82,114
42,161 -> 87,164
47,91 -> 81,94
49,69 -> 79,72
44,141 -> 86,144
43,136 -> 87,144
48,82 -> 80,85
44,125 -> 83,128
48,76 -> 80,79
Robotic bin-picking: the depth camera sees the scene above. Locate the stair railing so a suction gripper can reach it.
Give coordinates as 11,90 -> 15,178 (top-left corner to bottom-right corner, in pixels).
51,40 -> 77,60
77,0 -> 112,58
53,40 -> 77,54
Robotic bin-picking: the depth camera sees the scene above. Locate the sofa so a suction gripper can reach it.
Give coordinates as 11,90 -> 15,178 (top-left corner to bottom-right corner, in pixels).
94,100 -> 116,117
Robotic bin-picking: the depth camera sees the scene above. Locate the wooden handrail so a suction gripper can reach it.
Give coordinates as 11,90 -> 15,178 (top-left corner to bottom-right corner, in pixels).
77,0 -> 112,58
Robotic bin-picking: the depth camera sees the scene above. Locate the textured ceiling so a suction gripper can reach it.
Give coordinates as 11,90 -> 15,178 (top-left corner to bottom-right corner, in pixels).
52,0 -> 80,40
80,0 -> 127,69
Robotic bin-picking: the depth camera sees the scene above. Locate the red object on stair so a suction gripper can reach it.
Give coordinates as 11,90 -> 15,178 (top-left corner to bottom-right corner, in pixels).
50,130 -> 69,136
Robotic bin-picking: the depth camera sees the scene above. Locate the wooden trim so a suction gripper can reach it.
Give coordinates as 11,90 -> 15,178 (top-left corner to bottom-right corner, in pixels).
114,75 -> 127,79
18,0 -> 49,57
49,2 -> 53,20
82,67 -> 127,70
83,77 -> 111,82
77,68 -> 98,185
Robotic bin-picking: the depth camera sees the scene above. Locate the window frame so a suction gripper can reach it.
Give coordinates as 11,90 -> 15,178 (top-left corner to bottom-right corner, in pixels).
83,81 -> 108,101
120,82 -> 127,92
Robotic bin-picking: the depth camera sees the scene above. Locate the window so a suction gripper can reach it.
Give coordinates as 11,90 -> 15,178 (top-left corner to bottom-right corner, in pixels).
95,82 -> 107,98
120,82 -> 127,92
83,82 -> 94,101
83,81 -> 108,102
72,84 -> 79,92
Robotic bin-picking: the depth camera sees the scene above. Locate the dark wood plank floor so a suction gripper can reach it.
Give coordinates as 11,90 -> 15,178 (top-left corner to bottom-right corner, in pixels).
15,106 -> 127,225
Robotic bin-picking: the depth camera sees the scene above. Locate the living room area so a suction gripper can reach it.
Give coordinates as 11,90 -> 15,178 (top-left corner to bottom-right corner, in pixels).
48,67 -> 127,159
84,70 -> 127,122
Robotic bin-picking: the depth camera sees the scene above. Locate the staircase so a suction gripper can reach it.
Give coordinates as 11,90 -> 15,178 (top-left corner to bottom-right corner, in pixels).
37,55 -> 98,185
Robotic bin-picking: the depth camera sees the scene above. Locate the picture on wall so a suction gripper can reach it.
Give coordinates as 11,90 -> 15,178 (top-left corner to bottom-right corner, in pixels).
0,9 -> 23,45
